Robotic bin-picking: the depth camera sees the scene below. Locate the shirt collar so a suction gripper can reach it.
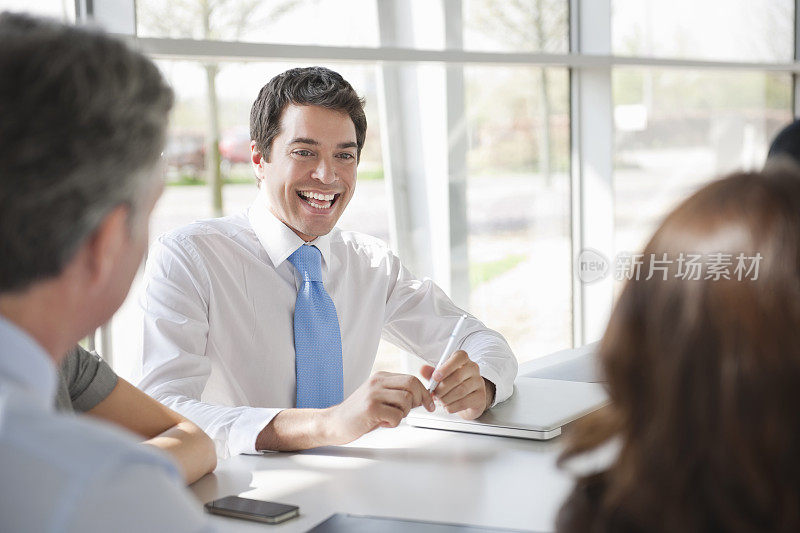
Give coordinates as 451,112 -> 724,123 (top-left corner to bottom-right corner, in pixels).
0,314 -> 57,409
248,186 -> 333,270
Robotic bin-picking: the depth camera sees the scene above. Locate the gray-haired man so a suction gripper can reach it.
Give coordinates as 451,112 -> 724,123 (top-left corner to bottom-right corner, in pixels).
0,12 -> 214,532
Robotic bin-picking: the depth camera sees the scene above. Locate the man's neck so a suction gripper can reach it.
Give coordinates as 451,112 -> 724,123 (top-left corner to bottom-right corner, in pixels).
0,283 -> 83,364
266,207 -> 318,243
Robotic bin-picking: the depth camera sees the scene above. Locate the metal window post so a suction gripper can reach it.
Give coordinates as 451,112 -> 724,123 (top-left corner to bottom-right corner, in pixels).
569,0 -> 614,345
444,0 -> 469,308
73,0 -> 138,365
376,0 -> 435,281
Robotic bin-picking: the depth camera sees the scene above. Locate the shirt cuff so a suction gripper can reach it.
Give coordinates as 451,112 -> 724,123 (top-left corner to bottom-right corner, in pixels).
477,364 -> 509,408
228,407 -> 283,456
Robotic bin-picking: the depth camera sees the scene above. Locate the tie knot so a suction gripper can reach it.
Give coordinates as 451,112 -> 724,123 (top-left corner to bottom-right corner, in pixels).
288,244 -> 322,282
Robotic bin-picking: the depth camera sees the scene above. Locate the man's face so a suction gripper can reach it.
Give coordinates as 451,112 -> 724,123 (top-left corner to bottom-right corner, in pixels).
252,104 -> 358,241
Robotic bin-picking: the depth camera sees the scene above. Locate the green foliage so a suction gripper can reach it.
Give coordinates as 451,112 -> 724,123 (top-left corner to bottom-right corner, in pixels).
614,69 -> 645,106
166,174 -> 253,186
470,254 -> 527,289
167,167 -> 384,187
167,174 -> 205,187
358,168 -> 384,181
613,69 -> 792,112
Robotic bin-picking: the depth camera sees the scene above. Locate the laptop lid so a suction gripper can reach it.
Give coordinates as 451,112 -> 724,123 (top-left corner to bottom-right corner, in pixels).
406,377 -> 608,440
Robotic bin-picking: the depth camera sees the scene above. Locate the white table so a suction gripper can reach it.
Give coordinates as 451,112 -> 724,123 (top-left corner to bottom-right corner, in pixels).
191,422 -> 573,532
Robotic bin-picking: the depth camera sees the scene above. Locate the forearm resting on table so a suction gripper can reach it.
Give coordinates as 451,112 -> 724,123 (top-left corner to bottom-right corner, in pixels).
143,420 -> 217,484
257,377 -> 495,452
87,378 -> 216,484
256,408 -> 330,452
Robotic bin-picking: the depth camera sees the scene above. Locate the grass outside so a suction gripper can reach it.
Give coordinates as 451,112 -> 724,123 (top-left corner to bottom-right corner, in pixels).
166,168 -> 385,187
167,175 -> 255,187
469,253 -> 527,289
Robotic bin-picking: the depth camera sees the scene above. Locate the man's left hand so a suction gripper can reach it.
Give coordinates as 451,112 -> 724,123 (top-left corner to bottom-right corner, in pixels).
420,350 -> 495,420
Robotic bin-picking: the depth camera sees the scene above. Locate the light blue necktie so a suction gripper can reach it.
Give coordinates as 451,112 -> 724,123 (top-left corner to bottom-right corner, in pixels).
287,244 -> 344,408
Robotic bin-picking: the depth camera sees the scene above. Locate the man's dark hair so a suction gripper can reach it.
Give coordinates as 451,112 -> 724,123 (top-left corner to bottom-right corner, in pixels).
0,12 -> 173,293
249,66 -> 367,163
767,119 -> 800,166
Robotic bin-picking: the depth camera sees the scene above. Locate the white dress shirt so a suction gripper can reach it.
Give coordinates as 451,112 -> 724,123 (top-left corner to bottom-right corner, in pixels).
139,187 -> 518,457
0,316 -> 214,533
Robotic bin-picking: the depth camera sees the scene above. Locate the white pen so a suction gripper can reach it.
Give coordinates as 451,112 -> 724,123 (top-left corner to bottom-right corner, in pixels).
427,314 -> 468,394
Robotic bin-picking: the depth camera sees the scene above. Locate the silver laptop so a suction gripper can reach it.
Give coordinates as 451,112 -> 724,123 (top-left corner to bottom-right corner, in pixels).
406,376 -> 608,440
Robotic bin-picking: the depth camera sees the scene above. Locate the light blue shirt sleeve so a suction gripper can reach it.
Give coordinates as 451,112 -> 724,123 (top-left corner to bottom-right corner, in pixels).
66,463 -> 215,533
0,386 -> 218,533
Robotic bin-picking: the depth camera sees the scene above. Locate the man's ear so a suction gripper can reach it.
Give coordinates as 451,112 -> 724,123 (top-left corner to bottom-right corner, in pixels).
251,140 -> 267,186
250,140 -> 263,166
83,205 -> 129,289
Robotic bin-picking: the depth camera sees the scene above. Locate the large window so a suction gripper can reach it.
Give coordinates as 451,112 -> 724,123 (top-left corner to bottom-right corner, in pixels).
7,0 -> 800,378
463,0 -> 569,53
0,0 -> 74,21
136,0 -> 380,47
612,0 -> 794,62
613,69 -> 793,255
464,66 -> 572,362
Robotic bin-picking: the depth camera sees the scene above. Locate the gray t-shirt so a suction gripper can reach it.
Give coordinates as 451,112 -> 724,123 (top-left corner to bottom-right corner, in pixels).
55,345 -> 118,412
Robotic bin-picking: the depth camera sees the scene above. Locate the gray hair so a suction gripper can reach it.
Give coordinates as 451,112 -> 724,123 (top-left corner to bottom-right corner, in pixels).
0,12 -> 174,293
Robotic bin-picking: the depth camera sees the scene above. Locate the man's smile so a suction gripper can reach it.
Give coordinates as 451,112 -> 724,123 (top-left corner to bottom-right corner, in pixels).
297,190 -> 340,210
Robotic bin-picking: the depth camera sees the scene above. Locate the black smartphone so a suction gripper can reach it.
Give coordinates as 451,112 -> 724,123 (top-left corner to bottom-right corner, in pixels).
204,495 -> 299,524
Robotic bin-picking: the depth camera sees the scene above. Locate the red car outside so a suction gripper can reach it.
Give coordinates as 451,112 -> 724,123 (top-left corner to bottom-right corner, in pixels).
219,126 -> 252,165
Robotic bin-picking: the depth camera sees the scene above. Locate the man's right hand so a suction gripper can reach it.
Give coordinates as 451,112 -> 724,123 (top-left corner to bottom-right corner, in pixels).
256,372 -> 434,451
320,372 -> 435,446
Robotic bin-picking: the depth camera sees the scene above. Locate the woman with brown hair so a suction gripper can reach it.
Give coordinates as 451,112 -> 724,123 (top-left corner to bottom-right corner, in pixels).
557,167 -> 800,533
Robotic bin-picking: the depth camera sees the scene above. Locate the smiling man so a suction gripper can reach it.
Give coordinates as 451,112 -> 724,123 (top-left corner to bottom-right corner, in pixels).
138,67 -> 517,456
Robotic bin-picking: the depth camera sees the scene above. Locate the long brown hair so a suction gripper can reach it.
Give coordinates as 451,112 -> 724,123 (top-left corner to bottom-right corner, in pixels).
559,167 -> 800,532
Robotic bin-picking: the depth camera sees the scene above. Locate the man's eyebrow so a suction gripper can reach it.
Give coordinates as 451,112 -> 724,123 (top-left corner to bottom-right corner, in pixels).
287,138 -> 357,149
288,137 -> 319,145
